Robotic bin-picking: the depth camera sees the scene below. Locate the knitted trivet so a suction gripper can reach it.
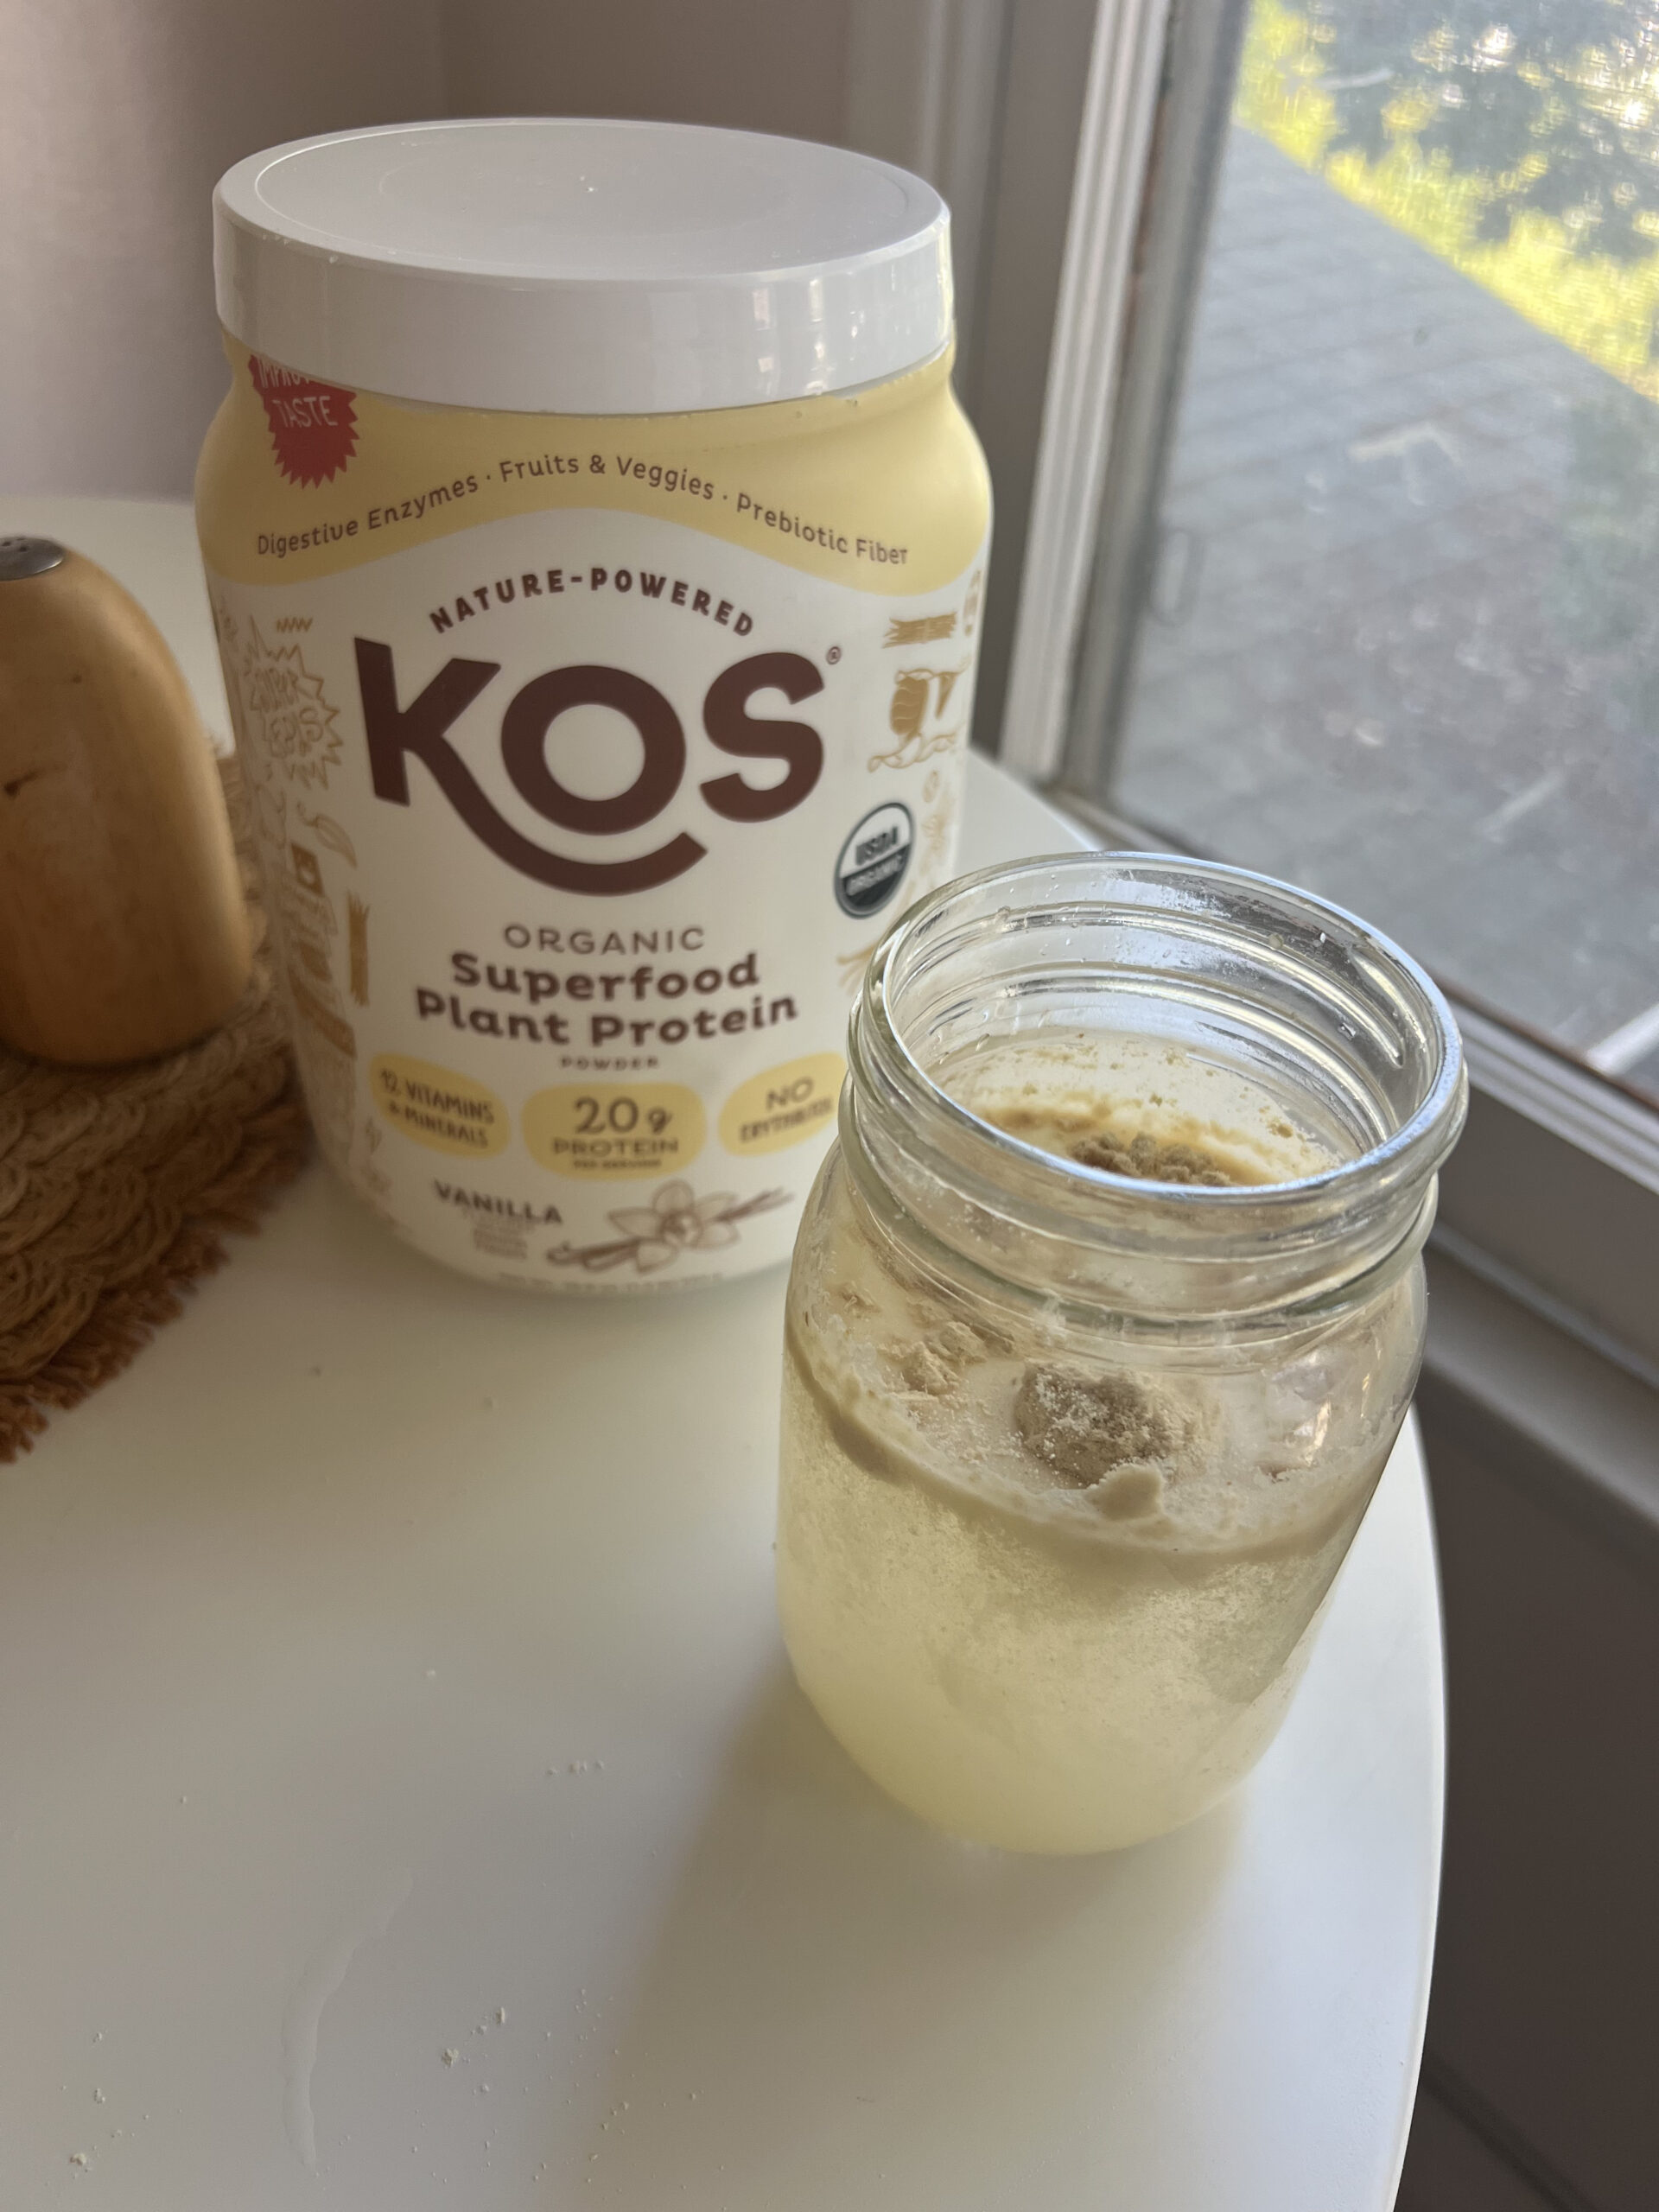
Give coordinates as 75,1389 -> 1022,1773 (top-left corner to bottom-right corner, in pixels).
0,760 -> 310,1459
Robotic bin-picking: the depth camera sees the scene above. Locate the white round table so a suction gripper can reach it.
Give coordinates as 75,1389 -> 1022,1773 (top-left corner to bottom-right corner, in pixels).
0,499 -> 1440,2210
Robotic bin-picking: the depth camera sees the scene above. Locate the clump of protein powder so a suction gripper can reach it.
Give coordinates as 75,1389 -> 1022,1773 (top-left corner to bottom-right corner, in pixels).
1014,1365 -> 1185,1518
1070,1130 -> 1235,1185
883,1319 -> 984,1397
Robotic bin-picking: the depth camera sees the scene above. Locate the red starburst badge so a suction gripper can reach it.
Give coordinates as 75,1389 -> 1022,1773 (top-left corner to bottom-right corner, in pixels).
249,355 -> 359,486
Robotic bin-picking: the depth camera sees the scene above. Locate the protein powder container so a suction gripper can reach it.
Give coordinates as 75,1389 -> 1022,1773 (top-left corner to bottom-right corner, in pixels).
197,118 -> 989,1290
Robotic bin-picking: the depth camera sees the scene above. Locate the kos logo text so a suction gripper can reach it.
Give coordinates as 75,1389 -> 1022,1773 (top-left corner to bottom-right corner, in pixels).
355,639 -> 824,896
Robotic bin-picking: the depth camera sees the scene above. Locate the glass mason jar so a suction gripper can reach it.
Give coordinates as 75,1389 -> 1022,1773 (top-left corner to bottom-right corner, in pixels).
778,854 -> 1466,1853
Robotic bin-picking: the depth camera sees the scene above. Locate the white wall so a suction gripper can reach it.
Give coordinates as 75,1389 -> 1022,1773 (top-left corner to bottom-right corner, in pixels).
0,0 -> 958,499
440,0 -> 850,145
0,0 -> 444,496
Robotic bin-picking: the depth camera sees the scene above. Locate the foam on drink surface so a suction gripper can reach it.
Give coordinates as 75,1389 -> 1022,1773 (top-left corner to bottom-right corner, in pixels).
779,1033 -> 1418,1852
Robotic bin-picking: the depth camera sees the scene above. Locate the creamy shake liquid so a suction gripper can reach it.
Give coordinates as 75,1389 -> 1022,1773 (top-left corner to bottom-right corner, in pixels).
779,1036 -> 1421,1852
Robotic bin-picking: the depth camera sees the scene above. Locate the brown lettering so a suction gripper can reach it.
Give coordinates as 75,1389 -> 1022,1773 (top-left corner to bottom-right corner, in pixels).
356,639 -> 705,896
700,653 -> 824,823
501,666 -> 687,837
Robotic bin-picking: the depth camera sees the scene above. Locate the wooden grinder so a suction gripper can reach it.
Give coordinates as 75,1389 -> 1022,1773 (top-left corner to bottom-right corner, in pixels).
0,537 -> 251,1064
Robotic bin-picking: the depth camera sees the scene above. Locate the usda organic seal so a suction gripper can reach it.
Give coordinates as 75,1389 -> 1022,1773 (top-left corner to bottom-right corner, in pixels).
835,802 -> 914,918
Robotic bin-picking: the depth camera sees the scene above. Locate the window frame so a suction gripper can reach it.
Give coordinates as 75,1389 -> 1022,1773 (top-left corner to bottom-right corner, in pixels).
982,0 -> 1659,1389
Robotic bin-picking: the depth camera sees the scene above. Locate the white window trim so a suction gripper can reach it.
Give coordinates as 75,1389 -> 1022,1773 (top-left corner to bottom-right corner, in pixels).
844,0 -> 1013,381
997,0 -> 1173,780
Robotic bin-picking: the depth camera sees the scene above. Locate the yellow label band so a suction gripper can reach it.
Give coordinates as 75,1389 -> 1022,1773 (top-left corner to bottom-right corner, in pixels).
720,1054 -> 846,1155
197,341 -> 989,595
523,1082 -> 707,1179
372,1054 -> 511,1157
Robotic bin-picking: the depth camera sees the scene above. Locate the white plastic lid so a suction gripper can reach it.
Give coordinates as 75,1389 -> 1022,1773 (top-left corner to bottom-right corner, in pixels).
213,118 -> 952,416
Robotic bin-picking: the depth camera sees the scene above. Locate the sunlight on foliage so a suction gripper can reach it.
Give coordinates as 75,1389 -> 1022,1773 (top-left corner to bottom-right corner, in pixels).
1235,0 -> 1659,397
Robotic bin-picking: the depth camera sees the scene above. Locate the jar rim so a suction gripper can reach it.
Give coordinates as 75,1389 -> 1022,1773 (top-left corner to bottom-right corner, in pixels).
848,851 -> 1468,1314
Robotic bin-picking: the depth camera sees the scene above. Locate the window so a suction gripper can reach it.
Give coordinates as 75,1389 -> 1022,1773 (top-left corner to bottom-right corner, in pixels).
1050,0 -> 1659,1111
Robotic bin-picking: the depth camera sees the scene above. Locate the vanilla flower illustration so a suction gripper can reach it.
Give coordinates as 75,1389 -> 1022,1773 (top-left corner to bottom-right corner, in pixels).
606,1181 -> 742,1271
547,1180 -> 790,1273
